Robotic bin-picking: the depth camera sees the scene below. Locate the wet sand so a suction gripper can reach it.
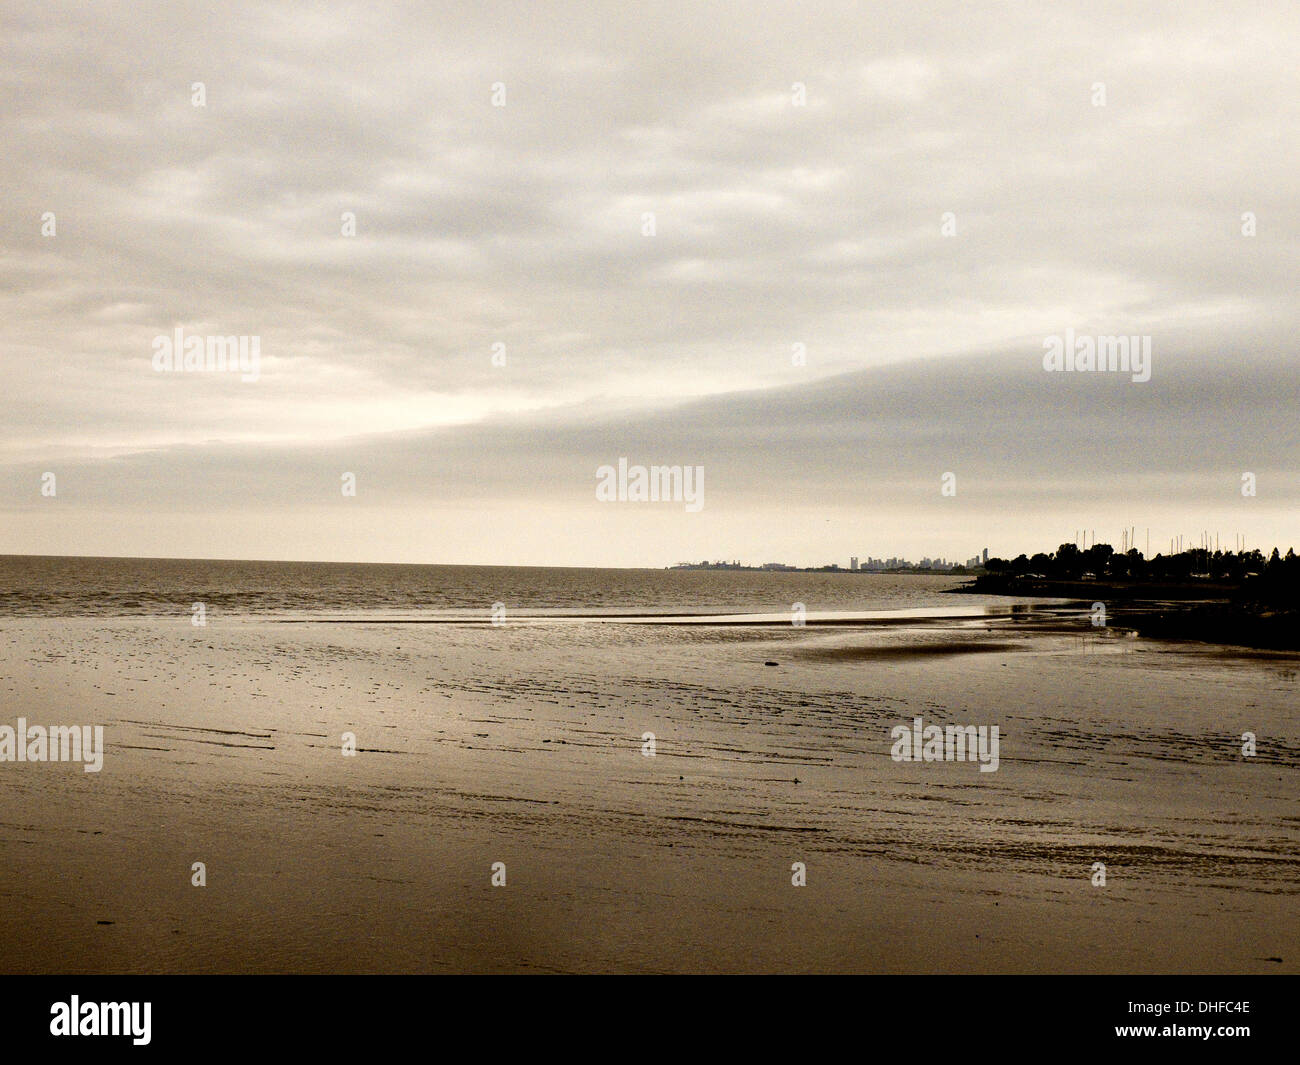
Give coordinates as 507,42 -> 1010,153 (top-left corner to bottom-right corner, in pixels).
0,610 -> 1296,973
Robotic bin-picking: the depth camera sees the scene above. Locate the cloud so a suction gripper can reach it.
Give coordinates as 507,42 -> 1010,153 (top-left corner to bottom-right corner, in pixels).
1,0 -> 1297,561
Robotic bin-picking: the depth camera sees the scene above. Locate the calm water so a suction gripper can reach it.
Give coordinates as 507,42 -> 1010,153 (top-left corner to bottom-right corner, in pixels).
0,554 -> 998,618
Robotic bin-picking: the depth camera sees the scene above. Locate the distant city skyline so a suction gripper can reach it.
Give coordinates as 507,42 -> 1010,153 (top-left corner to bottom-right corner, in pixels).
5,529 -> 1284,574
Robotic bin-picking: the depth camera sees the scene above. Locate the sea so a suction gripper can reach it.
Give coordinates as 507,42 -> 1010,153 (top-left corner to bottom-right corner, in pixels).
0,554 -> 1005,619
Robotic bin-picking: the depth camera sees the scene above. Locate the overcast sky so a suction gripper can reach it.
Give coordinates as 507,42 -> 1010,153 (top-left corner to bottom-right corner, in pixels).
2,0 -> 1297,566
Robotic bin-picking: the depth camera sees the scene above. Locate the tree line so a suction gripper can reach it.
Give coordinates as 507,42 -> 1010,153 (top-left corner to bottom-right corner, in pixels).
983,543 -> 1299,603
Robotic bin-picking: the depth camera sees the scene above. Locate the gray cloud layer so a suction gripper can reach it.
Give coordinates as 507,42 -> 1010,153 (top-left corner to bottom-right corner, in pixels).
2,1 -> 1297,562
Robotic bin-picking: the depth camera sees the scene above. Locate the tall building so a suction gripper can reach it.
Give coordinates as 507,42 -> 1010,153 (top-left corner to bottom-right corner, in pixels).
850,556 -> 859,571
982,547 -> 989,565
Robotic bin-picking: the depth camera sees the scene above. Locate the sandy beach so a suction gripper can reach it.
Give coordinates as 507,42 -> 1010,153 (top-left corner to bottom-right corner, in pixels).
1,607 -> 1295,974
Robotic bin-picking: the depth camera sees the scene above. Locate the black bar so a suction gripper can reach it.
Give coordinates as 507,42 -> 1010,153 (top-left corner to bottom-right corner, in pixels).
0,975 -> 1289,1054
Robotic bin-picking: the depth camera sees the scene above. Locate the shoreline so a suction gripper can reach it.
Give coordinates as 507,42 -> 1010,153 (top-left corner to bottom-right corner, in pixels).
0,612 -> 1295,973
954,575 -> 1300,651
